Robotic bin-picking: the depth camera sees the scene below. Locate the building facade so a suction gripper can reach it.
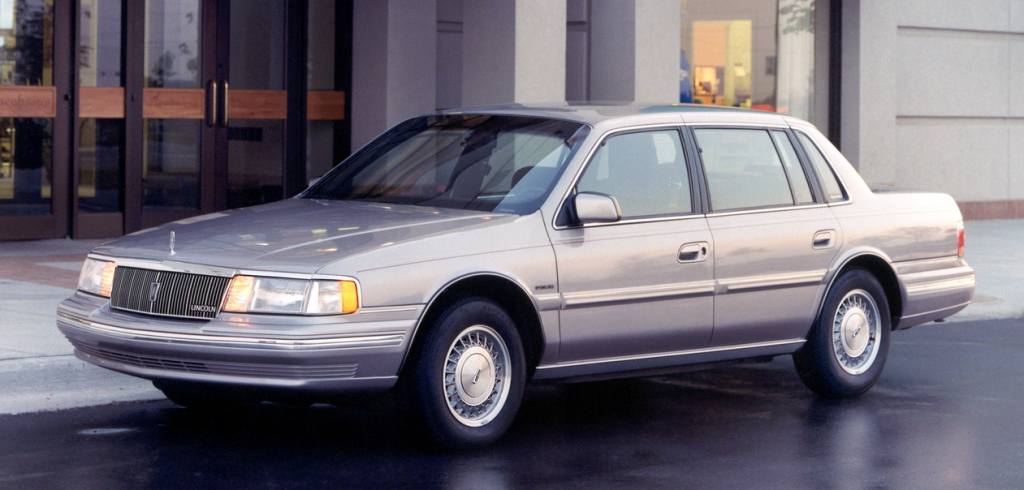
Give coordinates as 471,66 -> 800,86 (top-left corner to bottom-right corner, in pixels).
0,0 -> 1019,241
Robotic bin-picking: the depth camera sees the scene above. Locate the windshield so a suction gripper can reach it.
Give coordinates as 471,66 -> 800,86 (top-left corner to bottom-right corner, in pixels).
303,114 -> 589,215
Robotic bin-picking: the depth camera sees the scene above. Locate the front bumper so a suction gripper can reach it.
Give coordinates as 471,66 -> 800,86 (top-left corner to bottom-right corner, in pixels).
57,291 -> 423,395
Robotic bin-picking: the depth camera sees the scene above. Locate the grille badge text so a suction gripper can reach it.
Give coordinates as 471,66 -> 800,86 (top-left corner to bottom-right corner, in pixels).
149,282 -> 161,302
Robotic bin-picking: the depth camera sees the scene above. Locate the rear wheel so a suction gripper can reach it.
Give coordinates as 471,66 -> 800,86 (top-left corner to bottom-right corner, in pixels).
794,268 -> 891,398
406,298 -> 526,450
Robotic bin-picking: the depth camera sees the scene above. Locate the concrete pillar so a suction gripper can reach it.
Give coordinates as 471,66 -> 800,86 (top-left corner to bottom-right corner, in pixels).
351,0 -> 437,149
840,0 -> 897,181
461,0 -> 567,106
589,0 -> 678,103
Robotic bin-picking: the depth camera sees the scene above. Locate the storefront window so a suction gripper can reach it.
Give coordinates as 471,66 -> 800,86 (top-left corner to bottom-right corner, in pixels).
0,0 -> 55,216
680,0 -> 826,125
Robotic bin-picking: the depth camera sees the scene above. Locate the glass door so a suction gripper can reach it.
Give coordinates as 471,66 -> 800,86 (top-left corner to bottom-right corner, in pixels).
138,0 -> 207,228
0,0 -> 72,240
305,0 -> 350,184
220,0 -> 286,209
75,0 -> 124,238
115,0 -> 349,234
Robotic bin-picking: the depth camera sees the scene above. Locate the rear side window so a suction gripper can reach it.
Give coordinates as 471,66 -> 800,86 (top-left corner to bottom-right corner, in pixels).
796,132 -> 846,202
577,130 -> 691,219
694,129 -> 794,212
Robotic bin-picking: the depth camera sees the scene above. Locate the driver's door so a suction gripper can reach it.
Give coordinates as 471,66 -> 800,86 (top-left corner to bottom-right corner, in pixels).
549,128 -> 715,363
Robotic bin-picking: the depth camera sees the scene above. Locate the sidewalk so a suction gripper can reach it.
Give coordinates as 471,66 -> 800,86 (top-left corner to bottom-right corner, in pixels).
1,220 -> 1021,415
0,240 -> 163,415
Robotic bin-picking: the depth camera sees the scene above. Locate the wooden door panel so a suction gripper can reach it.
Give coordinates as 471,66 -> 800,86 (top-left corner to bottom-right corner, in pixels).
307,91 -> 346,120
79,87 -> 125,118
0,86 -> 57,118
227,89 -> 286,120
142,88 -> 205,119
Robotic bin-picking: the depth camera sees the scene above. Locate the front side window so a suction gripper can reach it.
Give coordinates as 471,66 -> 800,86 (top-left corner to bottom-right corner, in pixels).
305,115 -> 588,215
576,130 -> 691,219
695,128 -> 795,212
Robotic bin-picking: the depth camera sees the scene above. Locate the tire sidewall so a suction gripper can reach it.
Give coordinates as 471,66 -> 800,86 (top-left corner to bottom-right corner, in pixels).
410,298 -> 526,449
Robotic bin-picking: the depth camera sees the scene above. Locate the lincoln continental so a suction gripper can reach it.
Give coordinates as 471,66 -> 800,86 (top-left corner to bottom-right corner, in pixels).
58,105 -> 975,448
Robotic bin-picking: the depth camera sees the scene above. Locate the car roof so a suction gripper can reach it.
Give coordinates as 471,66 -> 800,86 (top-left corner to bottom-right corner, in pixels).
440,103 -> 801,127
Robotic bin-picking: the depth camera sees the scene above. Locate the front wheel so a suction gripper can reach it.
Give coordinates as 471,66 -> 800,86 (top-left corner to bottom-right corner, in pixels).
794,269 -> 891,398
406,298 -> 526,450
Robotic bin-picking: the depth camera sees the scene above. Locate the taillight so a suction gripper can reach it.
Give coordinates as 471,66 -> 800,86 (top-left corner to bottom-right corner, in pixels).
957,221 -> 965,257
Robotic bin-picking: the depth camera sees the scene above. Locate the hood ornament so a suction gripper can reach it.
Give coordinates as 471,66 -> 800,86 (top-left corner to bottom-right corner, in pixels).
169,231 -> 176,256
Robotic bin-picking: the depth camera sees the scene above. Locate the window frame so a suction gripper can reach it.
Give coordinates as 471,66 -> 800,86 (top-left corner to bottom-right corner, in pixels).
554,124 -> 703,229
685,124 -> 832,215
771,129 -> 824,205
791,129 -> 851,204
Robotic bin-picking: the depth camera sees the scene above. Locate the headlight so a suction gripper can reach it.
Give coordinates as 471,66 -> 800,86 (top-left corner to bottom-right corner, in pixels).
78,259 -> 116,298
221,275 -> 360,315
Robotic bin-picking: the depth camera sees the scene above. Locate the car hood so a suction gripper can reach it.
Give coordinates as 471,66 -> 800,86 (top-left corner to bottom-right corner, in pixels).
93,199 -> 516,273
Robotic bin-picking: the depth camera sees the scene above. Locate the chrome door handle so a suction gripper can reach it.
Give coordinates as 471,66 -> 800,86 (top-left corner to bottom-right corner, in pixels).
813,230 -> 836,249
678,242 -> 709,263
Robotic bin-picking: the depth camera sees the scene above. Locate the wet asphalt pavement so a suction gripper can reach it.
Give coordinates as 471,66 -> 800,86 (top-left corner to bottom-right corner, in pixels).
2,317 -> 1023,489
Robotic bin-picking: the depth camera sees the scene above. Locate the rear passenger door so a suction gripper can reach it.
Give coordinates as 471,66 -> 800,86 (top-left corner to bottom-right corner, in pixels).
690,127 -> 842,347
551,128 -> 715,363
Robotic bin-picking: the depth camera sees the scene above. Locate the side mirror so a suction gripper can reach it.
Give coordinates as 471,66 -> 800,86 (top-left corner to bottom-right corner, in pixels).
574,192 -> 621,224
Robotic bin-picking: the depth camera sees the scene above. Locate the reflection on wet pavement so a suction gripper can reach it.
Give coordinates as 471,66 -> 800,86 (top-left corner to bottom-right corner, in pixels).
2,318 -> 1023,489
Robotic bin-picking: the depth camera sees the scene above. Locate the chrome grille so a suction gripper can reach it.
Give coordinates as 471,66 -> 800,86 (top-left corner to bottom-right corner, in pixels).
110,267 -> 230,320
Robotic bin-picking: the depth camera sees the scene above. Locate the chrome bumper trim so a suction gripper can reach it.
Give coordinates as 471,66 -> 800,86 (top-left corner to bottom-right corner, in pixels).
57,312 -> 405,351
906,276 -> 976,296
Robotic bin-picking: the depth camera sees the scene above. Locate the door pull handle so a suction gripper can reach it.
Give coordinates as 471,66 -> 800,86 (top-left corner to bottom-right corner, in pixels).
219,80 -> 230,127
813,230 -> 836,249
679,250 -> 700,261
205,80 -> 217,127
677,242 -> 709,263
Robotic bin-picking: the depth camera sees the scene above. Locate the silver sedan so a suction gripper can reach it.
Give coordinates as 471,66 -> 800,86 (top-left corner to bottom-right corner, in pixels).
59,105 -> 974,448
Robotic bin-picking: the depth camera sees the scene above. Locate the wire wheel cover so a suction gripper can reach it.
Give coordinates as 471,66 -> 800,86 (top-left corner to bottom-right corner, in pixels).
443,325 -> 511,427
832,289 -> 881,375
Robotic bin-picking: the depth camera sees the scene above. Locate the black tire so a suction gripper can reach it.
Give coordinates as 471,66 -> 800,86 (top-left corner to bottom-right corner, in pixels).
793,268 -> 891,398
406,297 -> 526,450
154,381 -> 256,411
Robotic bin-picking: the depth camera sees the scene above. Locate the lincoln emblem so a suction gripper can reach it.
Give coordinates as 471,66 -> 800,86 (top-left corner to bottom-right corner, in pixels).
169,231 -> 176,256
149,282 -> 161,302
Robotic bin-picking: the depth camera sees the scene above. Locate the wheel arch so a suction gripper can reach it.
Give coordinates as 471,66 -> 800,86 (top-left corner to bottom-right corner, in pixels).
819,251 -> 904,330
399,273 -> 546,379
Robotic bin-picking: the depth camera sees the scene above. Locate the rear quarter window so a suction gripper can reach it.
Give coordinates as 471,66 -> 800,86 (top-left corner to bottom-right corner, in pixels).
796,132 -> 846,202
